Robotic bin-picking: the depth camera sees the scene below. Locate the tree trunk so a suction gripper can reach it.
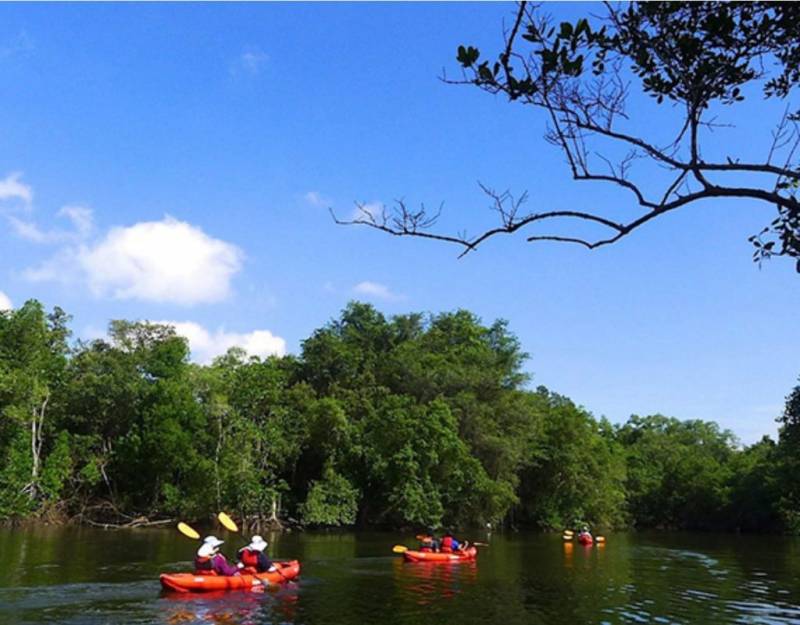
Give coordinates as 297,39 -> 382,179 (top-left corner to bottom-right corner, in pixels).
214,411 -> 223,511
270,496 -> 279,522
29,394 -> 49,500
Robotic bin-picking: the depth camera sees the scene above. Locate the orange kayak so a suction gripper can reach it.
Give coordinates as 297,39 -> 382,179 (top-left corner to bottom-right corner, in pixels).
403,547 -> 477,563
160,560 -> 300,593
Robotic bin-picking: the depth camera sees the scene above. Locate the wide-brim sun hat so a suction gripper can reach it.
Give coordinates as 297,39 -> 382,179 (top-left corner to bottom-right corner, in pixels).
203,536 -> 224,548
248,535 -> 268,552
197,542 -> 217,558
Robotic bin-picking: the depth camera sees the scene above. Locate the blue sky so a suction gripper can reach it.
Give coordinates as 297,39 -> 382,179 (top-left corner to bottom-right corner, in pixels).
0,3 -> 797,444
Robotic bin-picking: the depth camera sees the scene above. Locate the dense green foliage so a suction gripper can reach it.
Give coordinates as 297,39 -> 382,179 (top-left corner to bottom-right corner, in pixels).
0,299 -> 797,532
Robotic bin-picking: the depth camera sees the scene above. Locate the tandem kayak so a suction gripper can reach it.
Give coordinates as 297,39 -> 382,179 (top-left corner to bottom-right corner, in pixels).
160,560 -> 300,593
403,547 -> 478,563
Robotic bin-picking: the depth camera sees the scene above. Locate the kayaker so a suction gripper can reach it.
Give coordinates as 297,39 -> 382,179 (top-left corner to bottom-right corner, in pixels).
440,530 -> 467,553
578,527 -> 593,542
237,535 -> 276,573
419,529 -> 441,553
194,536 -> 239,576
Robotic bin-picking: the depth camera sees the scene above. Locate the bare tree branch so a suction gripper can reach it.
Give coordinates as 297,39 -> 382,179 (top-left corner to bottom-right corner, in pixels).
338,2 -> 800,267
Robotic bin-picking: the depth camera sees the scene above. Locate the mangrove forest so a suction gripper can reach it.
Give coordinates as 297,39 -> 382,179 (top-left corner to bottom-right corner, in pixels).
1,299 -> 797,533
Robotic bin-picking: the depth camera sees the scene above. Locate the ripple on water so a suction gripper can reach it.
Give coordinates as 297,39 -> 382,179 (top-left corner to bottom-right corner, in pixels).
1,531 -> 800,625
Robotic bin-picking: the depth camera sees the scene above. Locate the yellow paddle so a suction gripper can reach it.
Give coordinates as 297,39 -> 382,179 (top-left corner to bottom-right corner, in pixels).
218,512 -> 239,532
177,522 -> 200,540
393,545 -> 409,554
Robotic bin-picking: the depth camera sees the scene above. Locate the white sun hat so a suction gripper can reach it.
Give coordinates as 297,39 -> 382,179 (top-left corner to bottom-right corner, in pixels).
248,535 -> 268,552
197,542 -> 218,558
203,536 -> 224,548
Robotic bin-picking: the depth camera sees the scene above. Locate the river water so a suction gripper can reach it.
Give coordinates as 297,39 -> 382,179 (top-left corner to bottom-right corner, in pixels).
1,527 -> 799,625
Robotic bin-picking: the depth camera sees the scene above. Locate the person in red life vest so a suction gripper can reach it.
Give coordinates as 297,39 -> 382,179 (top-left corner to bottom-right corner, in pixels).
237,535 -> 276,573
440,530 -> 468,554
194,536 -> 239,576
577,526 -> 593,544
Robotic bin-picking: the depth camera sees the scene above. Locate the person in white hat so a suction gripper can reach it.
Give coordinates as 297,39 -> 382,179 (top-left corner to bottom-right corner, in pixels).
194,536 -> 239,576
237,535 -> 276,573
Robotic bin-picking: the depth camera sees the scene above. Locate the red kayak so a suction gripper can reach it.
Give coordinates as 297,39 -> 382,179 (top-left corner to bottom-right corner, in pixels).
160,560 -> 300,593
403,547 -> 478,563
577,534 -> 594,545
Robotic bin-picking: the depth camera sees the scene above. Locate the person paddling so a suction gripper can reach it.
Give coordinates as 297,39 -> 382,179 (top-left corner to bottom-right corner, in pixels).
237,535 -> 276,573
194,536 -> 239,576
440,530 -> 468,553
419,529 -> 441,553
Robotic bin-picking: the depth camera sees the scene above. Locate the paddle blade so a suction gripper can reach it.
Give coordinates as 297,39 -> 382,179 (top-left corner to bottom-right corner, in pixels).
218,512 -> 239,532
596,536 -> 606,543
563,530 -> 574,536
562,534 -> 573,541
392,545 -> 408,554
177,522 -> 200,540
472,542 -> 489,547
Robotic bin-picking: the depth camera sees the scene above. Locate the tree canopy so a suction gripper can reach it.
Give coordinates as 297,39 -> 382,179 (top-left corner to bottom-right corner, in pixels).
0,299 -> 797,533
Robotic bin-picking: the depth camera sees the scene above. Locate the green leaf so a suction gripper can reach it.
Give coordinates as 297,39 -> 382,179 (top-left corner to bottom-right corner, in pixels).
456,45 -> 480,67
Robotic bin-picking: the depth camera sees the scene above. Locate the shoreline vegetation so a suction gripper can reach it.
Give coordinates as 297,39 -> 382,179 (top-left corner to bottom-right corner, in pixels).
1,300 -> 798,534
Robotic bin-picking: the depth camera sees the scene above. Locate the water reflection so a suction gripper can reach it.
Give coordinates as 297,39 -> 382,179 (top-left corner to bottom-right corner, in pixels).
392,557 -> 478,605
161,584 -> 300,625
1,529 -> 800,625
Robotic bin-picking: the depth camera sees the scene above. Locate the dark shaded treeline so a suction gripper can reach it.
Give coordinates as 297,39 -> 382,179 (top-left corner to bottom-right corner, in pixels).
0,300 -> 797,532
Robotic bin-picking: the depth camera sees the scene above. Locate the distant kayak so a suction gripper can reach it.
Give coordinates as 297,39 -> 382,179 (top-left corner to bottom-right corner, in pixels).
577,534 -> 593,545
403,547 -> 478,563
160,560 -> 300,592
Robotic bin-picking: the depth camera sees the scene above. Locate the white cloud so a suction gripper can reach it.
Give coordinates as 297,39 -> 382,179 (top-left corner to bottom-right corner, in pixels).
304,191 -> 329,207
8,215 -> 48,242
75,216 -> 243,305
0,172 -> 32,205
233,47 -> 268,75
22,247 -> 81,284
353,280 -> 405,302
59,205 -> 94,238
0,291 -> 12,310
8,176 -> 243,306
158,320 -> 286,363
8,205 -> 93,244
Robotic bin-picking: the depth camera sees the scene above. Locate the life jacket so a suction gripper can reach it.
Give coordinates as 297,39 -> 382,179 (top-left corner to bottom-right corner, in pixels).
440,536 -> 454,553
239,548 -> 260,568
194,556 -> 216,574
